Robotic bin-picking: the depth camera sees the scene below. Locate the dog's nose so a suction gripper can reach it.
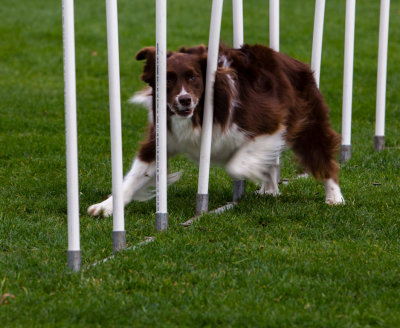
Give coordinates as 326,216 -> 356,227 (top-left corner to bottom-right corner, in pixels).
178,94 -> 192,107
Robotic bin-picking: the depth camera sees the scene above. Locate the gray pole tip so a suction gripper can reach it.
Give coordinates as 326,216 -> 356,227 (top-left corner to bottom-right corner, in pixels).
67,250 -> 81,272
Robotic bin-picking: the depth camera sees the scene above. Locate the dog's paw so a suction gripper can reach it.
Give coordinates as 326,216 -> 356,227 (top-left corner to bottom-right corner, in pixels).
87,198 -> 113,217
256,186 -> 280,196
324,179 -> 345,205
325,195 -> 345,205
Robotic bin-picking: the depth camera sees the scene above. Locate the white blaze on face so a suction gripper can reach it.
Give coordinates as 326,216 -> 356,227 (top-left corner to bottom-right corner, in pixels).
175,87 -> 193,111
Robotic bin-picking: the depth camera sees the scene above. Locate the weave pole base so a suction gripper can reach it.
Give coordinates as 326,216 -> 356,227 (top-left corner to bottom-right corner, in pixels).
340,145 -> 352,163
196,193 -> 209,216
67,250 -> 81,272
112,230 -> 126,253
233,180 -> 246,202
374,136 -> 385,151
155,212 -> 168,232
181,202 -> 236,227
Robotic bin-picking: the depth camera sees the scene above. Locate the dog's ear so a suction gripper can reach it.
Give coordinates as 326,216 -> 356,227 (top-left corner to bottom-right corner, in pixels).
136,47 -> 156,84
179,44 -> 207,55
136,47 -> 155,61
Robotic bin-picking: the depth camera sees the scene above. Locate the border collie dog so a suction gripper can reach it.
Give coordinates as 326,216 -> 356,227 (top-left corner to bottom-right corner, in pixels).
88,44 -> 344,217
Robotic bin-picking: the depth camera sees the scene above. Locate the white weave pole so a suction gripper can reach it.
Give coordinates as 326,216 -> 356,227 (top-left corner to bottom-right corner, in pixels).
196,0 -> 224,215
232,0 -> 243,48
375,0 -> 390,151
106,0 -> 126,251
62,0 -> 81,271
269,0 -> 279,51
311,0 -> 325,87
232,0 -> 246,202
155,0 -> 168,231
340,0 -> 356,163
269,0 -> 281,182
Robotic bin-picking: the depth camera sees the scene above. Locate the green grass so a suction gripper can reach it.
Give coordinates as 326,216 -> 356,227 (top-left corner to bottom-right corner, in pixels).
1,0 -> 400,326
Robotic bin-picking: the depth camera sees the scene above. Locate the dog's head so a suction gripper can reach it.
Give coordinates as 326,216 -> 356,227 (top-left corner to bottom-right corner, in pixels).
136,45 -> 207,118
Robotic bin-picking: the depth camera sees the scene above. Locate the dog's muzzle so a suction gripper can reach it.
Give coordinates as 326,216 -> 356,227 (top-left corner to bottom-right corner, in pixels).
169,95 -> 197,117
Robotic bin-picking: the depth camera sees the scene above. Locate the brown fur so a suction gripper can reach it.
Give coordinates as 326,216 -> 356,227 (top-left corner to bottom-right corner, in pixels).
135,44 -> 340,183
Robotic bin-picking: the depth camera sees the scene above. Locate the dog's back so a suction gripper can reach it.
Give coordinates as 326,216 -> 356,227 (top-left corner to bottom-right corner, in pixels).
213,45 -> 340,183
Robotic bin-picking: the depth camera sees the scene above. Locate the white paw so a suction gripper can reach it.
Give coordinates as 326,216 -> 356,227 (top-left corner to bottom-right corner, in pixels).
256,186 -> 280,196
87,198 -> 113,217
324,179 -> 345,205
325,195 -> 345,205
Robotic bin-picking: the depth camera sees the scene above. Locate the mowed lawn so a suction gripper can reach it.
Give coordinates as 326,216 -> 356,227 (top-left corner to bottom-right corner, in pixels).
1,0 -> 400,326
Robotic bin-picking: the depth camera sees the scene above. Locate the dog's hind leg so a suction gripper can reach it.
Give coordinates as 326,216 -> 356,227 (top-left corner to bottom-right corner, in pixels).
291,130 -> 344,205
323,178 -> 344,205
288,103 -> 344,205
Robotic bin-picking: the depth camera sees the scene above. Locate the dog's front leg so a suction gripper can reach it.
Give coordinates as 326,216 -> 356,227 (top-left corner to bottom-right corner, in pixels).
87,158 -> 156,217
257,157 -> 280,196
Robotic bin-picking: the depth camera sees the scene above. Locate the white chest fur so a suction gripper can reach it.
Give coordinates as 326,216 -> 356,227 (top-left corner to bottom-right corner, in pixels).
167,116 -> 246,165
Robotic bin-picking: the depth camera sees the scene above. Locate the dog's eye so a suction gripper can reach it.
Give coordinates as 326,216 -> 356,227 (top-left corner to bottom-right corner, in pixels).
189,76 -> 196,82
166,73 -> 176,86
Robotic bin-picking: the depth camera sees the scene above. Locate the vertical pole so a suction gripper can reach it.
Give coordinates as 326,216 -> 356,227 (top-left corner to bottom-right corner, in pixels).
232,0 -> 243,48
155,0 -> 168,231
269,0 -> 279,51
196,0 -> 224,215
340,0 -> 356,163
311,0 -> 325,87
375,0 -> 390,151
232,0 -> 246,202
269,0 -> 280,182
62,0 -> 81,271
106,0 -> 126,252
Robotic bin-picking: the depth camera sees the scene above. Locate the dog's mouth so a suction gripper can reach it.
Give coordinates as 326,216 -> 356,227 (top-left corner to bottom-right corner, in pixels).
176,108 -> 193,117
168,103 -> 196,118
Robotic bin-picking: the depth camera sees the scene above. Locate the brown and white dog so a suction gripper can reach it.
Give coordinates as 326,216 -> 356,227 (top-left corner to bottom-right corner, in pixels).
88,44 -> 344,217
